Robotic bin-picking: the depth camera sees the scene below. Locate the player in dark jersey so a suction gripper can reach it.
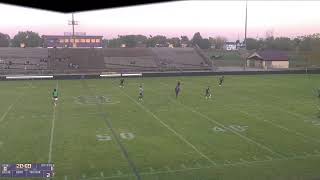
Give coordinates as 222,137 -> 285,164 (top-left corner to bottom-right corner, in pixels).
52,88 -> 58,106
138,85 -> 144,101
120,78 -> 125,88
175,81 -> 181,99
205,86 -> 212,99
218,75 -> 224,86
317,88 -> 320,98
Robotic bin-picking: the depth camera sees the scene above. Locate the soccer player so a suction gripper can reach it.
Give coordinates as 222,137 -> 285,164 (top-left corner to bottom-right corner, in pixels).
138,85 -> 144,101
317,88 -> 320,98
119,78 -> 125,88
218,75 -> 224,86
205,86 -> 212,99
175,81 -> 181,99
52,88 -> 58,106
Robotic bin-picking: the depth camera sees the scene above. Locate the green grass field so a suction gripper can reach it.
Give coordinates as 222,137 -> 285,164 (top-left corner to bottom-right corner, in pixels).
1,74 -> 320,180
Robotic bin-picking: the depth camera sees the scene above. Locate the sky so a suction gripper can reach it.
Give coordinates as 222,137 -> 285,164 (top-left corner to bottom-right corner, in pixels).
1,0 -> 320,41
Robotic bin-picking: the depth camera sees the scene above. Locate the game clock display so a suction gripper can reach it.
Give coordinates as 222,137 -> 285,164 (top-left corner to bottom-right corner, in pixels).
0,164 -> 54,178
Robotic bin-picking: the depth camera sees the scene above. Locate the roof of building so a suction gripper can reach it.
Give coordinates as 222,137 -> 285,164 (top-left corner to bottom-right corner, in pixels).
42,35 -> 103,38
248,50 -> 289,61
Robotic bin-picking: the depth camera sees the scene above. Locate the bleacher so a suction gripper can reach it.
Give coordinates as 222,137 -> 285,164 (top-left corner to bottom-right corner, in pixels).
151,48 -> 211,71
0,48 -> 49,74
102,48 -> 158,71
0,47 -> 212,74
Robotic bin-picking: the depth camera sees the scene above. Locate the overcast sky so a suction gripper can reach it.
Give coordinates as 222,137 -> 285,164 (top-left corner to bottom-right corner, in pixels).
1,1 -> 320,41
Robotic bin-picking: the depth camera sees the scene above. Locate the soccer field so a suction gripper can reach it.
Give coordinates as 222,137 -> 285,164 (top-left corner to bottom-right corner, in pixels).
1,74 -> 320,180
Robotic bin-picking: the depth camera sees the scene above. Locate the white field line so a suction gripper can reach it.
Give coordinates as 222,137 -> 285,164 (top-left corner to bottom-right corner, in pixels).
160,82 -> 285,158
118,88 -> 217,166
0,82 -> 30,124
48,81 -> 58,163
81,153 -> 320,180
237,109 -> 320,144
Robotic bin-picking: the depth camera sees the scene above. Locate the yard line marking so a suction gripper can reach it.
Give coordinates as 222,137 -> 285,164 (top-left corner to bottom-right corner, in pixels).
64,176 -> 67,180
48,81 -> 58,163
237,109 -> 320,144
81,80 -> 141,180
100,172 -> 104,177
118,88 -> 217,166
160,82 -> 285,158
0,82 -> 29,125
82,153 -> 320,180
0,104 -> 14,123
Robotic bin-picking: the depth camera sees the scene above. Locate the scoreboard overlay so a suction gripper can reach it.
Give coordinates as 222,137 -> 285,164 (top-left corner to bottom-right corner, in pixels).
0,164 -> 54,178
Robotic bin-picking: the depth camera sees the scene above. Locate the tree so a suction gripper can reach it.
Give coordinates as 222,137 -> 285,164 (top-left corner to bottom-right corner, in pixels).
146,35 -> 167,47
213,36 -> 227,49
107,38 -> 123,48
12,31 -> 42,47
246,38 -> 260,50
119,35 -> 137,48
191,32 -> 203,46
0,33 -> 10,47
168,37 -> 181,47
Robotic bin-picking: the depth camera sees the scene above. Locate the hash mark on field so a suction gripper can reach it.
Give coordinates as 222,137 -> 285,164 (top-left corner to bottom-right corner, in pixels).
149,167 -> 155,172
119,88 -> 217,166
100,172 -> 104,177
160,82 -> 285,159
240,158 -> 247,162
266,156 -> 273,160
64,176 -> 67,180
83,153 -> 320,180
181,164 -> 187,169
117,170 -> 122,176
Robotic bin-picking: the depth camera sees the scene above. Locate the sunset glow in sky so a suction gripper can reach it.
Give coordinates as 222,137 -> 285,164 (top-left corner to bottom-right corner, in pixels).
1,1 -> 320,41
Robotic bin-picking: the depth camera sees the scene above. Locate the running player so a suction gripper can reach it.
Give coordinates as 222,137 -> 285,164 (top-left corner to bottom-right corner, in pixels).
205,86 -> 212,99
218,75 -> 224,86
52,88 -> 58,106
120,78 -> 125,88
138,85 -> 144,101
175,81 -> 181,99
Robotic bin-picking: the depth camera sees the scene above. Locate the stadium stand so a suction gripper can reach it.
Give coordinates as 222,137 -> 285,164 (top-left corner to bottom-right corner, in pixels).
151,47 -> 211,71
0,48 -> 49,74
0,47 -> 212,74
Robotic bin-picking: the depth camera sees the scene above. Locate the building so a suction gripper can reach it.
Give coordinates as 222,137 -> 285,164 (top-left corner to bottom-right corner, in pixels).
224,42 -> 237,51
247,50 -> 289,69
223,41 -> 245,51
42,35 -> 103,48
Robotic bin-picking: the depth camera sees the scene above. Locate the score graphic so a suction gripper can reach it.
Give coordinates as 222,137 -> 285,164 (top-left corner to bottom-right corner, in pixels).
0,163 -> 54,178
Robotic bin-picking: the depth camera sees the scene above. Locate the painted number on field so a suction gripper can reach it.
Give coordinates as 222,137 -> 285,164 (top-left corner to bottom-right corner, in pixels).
212,125 -> 248,133
96,132 -> 135,141
96,134 -> 112,141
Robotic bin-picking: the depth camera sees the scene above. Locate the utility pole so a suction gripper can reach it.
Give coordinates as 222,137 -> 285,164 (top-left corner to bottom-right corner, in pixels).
68,13 -> 78,47
244,0 -> 248,70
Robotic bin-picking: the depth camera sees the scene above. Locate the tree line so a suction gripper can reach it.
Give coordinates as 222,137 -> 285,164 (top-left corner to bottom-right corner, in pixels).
1,31 -> 320,52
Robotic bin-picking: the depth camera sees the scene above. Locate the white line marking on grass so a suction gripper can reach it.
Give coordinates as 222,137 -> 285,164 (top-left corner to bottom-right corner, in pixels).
171,98 -> 285,158
165,166 -> 172,172
266,156 -> 273,160
64,176 -> 67,180
240,158 -> 247,162
237,109 -> 320,144
118,89 -> 217,166
181,164 -> 187,169
48,81 -> 58,163
159,82 -> 285,158
0,104 -> 14,123
82,153 -> 320,180
149,167 -> 155,172
100,172 -> 104,177
82,174 -> 86,178
117,170 -> 122,175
